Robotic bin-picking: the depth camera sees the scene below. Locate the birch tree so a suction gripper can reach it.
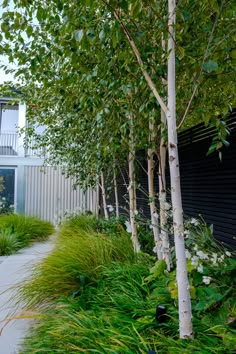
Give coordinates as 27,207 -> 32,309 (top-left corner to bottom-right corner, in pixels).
128,111 -> 140,253
148,115 -> 162,259
159,109 -> 171,270
1,0 -> 235,339
166,0 -> 192,338
113,163 -> 119,219
100,171 -> 109,220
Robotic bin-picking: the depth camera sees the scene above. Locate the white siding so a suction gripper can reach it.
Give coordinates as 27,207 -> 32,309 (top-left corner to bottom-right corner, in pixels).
25,166 -> 97,224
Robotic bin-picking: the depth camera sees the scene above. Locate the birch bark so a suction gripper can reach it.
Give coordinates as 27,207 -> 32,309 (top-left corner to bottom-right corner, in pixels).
100,171 -> 109,220
128,114 -> 140,253
113,166 -> 120,218
167,0 -> 193,338
148,117 -> 162,259
159,109 -> 171,270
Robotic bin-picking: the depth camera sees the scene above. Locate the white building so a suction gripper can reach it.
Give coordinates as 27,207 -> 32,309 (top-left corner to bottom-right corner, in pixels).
0,97 -> 97,223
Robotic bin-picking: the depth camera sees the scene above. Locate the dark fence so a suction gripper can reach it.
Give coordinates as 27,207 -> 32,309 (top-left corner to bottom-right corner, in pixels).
106,111 -> 236,248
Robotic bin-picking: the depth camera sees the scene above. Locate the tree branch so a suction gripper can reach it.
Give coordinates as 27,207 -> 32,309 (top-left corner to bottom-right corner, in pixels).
111,10 -> 168,114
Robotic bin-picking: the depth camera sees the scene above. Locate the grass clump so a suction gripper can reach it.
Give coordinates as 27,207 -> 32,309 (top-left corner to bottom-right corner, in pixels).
0,229 -> 20,255
19,215 -> 236,353
20,216 -> 135,306
0,214 -> 54,255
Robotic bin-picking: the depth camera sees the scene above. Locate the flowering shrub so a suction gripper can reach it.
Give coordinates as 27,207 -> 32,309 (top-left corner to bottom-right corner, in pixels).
0,196 -> 14,215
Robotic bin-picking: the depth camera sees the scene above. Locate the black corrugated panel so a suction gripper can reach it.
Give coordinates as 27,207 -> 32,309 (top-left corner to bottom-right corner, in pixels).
104,111 -> 236,248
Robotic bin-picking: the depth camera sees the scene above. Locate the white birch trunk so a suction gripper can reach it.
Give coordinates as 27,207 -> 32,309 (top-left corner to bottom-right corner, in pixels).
148,117 -> 162,259
159,109 -> 171,270
100,172 -> 109,220
128,114 -> 141,253
95,182 -> 100,219
113,167 -> 120,219
167,0 -> 193,338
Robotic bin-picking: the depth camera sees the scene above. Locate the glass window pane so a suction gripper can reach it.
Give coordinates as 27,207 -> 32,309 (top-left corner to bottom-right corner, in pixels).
0,169 -> 15,206
1,105 -> 18,132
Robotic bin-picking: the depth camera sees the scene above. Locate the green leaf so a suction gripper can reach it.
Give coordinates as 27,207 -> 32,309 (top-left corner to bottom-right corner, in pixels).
178,46 -> 185,60
209,0 -> 219,13
203,60 -> 218,73
150,260 -> 166,276
36,7 -> 46,22
26,25 -> 33,37
230,49 -> 236,59
1,22 -> 9,33
207,143 -> 217,155
130,0 -> 143,18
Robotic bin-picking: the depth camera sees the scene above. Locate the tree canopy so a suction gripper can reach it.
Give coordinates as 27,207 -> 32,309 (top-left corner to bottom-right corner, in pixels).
0,0 -> 235,183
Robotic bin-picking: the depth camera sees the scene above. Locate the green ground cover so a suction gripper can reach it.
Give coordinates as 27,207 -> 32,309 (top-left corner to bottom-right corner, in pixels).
19,215 -> 235,353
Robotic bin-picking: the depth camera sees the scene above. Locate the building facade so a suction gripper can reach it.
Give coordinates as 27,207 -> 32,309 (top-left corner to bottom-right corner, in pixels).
0,97 -> 97,223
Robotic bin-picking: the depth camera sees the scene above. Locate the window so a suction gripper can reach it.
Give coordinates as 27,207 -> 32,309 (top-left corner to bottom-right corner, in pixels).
0,168 -> 15,207
0,104 -> 18,132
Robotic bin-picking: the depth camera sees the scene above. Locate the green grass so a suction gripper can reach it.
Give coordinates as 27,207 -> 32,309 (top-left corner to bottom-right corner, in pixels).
0,214 -> 54,255
19,215 -> 236,354
0,229 -> 20,255
19,218 -> 135,307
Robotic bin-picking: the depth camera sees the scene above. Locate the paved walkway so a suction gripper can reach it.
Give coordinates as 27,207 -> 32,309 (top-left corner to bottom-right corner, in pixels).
0,239 -> 55,354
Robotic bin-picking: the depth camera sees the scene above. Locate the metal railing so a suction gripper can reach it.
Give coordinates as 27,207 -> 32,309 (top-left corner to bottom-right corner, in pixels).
0,132 -> 45,158
0,132 -> 18,156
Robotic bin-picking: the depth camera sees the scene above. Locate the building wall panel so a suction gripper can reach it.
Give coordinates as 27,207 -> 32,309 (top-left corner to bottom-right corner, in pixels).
25,166 -> 96,224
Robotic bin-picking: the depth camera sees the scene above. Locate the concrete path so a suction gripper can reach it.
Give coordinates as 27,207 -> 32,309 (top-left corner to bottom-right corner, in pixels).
0,239 -> 55,354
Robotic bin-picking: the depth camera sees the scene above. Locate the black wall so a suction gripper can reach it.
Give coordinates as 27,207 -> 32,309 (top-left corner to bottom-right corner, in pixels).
106,114 -> 236,248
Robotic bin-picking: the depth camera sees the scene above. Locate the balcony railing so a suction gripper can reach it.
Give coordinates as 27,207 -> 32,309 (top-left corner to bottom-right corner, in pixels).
0,132 -> 45,158
0,132 -> 18,156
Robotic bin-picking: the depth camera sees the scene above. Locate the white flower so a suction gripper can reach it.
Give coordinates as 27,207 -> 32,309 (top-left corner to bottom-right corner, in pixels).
193,245 -> 198,251
225,251 -> 231,257
2,197 -> 6,201
196,250 -> 209,260
197,264 -> 204,273
184,230 -> 190,239
185,249 -> 191,259
164,202 -> 171,211
190,218 -> 199,226
149,224 -> 153,230
202,276 -> 211,285
107,205 -> 114,212
191,256 -> 199,267
125,221 -> 132,233
218,254 -> 225,263
134,210 -> 138,216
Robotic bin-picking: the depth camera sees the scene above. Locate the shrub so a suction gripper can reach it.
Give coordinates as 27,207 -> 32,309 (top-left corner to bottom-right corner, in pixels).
0,228 -> 20,255
0,214 -> 54,247
0,196 -> 14,215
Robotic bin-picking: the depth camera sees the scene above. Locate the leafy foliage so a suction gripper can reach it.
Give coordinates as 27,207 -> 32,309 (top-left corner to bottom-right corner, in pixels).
18,215 -> 236,353
0,0 -> 235,187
